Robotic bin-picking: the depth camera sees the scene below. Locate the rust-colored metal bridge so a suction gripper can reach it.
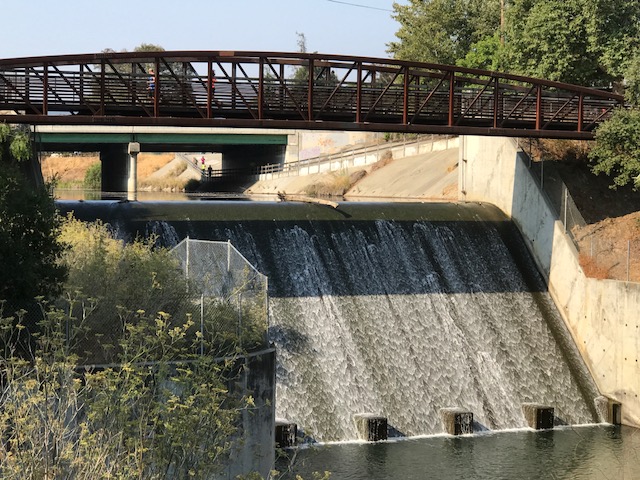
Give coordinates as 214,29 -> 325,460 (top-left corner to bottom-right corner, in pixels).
0,51 -> 626,139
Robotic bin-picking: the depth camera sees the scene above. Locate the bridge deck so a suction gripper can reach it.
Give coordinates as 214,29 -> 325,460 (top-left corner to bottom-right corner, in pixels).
0,51 -> 626,139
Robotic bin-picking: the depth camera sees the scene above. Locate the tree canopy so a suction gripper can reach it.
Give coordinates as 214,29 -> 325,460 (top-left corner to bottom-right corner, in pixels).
389,0 -> 501,66
0,125 -> 67,303
503,0 -> 640,86
389,0 -> 640,87
589,107 -> 640,189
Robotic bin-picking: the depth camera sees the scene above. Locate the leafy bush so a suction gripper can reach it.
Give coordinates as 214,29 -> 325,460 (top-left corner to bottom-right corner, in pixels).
83,162 -> 101,190
0,303 -> 243,479
0,163 -> 67,303
589,108 -> 640,189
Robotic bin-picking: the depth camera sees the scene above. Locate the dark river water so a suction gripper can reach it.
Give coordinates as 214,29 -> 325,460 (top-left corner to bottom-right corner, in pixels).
277,425 -> 640,480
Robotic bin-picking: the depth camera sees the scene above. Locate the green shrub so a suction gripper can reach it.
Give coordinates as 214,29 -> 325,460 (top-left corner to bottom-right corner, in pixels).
83,162 -> 101,190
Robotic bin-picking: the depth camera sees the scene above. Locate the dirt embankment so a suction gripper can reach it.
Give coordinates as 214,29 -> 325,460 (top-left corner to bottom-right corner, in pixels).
532,140 -> 640,282
41,153 -> 178,186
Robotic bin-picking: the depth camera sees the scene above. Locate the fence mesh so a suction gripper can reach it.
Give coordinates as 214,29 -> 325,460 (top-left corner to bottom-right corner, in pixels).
171,238 -> 269,354
4,239 -> 269,365
519,141 -> 637,283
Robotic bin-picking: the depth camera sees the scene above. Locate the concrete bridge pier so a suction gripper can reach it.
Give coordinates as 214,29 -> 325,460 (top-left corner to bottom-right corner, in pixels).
100,144 -> 128,199
127,142 -> 140,201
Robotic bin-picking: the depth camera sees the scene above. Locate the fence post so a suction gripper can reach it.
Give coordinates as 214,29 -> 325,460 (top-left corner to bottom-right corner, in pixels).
237,292 -> 242,349
200,293 -> 204,356
628,240 -> 631,282
185,236 -> 190,283
563,186 -> 568,234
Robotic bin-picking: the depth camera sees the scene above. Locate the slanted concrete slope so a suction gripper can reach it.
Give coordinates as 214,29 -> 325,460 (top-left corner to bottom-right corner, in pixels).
346,148 -> 458,200
245,147 -> 458,200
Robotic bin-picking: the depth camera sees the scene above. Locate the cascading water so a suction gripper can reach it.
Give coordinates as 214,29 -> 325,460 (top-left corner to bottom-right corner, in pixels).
59,200 -> 600,442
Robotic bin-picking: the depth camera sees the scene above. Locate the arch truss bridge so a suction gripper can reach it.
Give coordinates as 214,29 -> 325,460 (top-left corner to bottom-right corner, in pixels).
0,51 -> 626,139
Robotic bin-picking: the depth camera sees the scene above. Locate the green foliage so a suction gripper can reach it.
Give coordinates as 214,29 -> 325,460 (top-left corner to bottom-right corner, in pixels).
0,162 -> 67,303
58,216 -> 195,363
390,0 -> 640,88
504,0 -> 599,84
389,0 -> 501,65
9,131 -> 31,162
503,0 -> 640,86
625,53 -> 640,106
457,32 -> 506,71
0,123 -> 10,144
83,162 -> 101,190
0,302 -> 244,479
589,108 -> 640,189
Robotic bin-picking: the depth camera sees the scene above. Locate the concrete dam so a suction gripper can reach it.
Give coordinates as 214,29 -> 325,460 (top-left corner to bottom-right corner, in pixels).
59,200 -> 601,442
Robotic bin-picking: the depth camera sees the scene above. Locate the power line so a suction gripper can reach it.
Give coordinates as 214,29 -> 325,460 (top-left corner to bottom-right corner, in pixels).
326,0 -> 393,12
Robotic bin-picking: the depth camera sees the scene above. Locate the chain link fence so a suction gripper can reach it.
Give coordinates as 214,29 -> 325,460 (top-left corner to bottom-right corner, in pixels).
518,140 -> 638,282
171,238 -> 269,355
3,239 -> 269,365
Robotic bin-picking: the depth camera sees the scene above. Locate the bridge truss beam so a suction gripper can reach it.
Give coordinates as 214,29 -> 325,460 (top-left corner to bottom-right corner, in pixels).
0,51 -> 626,139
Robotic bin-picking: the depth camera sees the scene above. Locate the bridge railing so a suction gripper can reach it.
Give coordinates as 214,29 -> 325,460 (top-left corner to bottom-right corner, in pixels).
0,51 -> 625,138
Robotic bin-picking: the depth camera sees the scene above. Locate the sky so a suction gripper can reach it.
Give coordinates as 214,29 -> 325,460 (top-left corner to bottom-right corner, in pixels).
0,0 -> 406,60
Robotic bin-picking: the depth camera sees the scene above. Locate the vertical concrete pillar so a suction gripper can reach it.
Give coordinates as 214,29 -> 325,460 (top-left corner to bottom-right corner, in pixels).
522,403 -> 554,430
284,132 -> 300,165
440,408 -> 474,435
127,142 -> 140,201
275,420 -> 297,448
353,414 -> 387,442
595,396 -> 622,425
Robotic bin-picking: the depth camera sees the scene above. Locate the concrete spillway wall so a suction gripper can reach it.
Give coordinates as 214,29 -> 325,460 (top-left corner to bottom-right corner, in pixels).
459,136 -> 640,427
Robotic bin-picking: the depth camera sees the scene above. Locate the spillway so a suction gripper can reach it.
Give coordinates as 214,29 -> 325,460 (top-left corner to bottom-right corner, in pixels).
59,200 -> 600,442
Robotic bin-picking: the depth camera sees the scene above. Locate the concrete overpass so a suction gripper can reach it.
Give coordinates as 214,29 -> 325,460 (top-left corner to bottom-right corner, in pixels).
34,125 -> 301,198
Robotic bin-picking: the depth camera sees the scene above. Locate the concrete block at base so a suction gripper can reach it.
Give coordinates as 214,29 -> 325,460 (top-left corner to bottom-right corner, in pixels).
353,414 -> 387,442
522,403 -> 554,430
595,396 -> 622,425
440,408 -> 474,435
275,420 -> 297,448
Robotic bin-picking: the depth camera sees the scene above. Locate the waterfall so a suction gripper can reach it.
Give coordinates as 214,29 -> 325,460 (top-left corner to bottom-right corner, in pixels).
58,200 -> 600,442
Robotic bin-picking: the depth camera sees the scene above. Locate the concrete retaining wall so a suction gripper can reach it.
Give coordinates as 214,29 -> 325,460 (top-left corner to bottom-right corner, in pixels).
220,348 -> 276,479
459,135 -> 640,427
263,136 -> 458,181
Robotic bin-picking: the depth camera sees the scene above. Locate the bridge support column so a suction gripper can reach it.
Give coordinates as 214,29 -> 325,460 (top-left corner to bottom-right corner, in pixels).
100,144 -> 128,199
127,142 -> 140,201
284,133 -> 299,165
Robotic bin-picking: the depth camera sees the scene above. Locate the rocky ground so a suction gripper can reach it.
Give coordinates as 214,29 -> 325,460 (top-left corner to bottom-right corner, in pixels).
550,159 -> 640,282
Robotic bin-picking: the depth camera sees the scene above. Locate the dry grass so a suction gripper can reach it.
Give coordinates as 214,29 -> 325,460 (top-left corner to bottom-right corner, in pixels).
370,150 -> 394,173
304,171 -> 359,197
41,152 -> 176,185
529,139 -> 591,163
137,153 -> 176,178
41,154 -> 99,184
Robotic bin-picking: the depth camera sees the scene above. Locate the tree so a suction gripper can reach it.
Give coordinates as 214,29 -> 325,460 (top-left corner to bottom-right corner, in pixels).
503,0 -> 640,86
456,32 -> 506,71
587,47 -> 640,190
291,32 -> 338,85
589,108 -> 640,189
0,124 -> 67,303
388,0 -> 501,65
